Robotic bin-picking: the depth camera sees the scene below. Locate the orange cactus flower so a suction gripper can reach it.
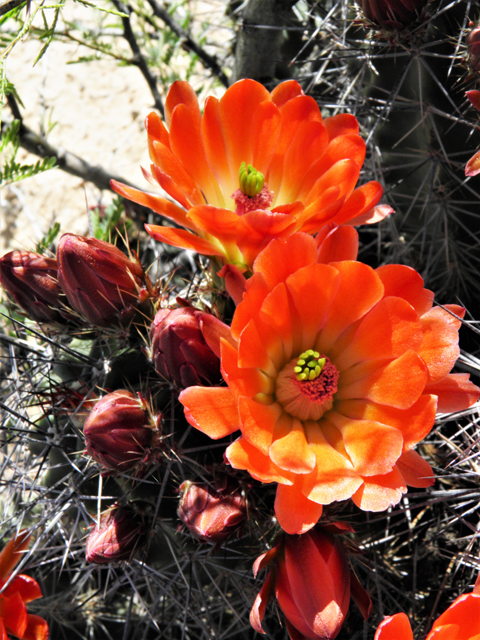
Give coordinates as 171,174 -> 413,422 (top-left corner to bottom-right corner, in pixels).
466,90 -> 480,177
374,575 -> 480,639
179,230 -> 479,534
0,531 -> 49,640
111,79 -> 392,269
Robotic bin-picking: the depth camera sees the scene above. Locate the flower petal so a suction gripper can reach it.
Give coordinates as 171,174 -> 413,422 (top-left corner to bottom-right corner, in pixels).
374,613 -> 414,640
270,79 -> 304,107
236,210 -> 298,268
418,307 -> 462,383
352,466 -> 407,511
249,569 -> 274,634
145,224 -> 223,256
426,373 -> 480,413
316,226 -> 359,263
431,593 -> 480,636
327,412 -> 403,476
331,181 -> 384,226
269,418 -> 317,474
337,349 -> 428,409
3,574 -> 43,602
179,386 -> 240,439
396,450 -> 434,488
252,233 -> 319,289
151,140 -> 204,206
23,614 -> 49,640
375,264 -> 433,315
258,282 -> 294,360
202,95 -> 234,195
274,480 -> 323,534
226,437 -> 294,485
466,149 -> 480,177
238,396 -> 282,455
165,80 -> 200,129
323,113 -> 359,140
0,531 -> 30,579
0,591 -> 28,638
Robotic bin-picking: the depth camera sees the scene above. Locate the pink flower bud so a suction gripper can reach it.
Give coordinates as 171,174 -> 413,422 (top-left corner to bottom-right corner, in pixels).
360,0 -> 427,30
150,307 -> 226,388
177,478 -> 246,545
467,23 -> 480,79
250,525 -> 371,640
83,390 -> 156,473
86,506 -> 144,564
57,234 -> 149,326
0,250 -> 68,323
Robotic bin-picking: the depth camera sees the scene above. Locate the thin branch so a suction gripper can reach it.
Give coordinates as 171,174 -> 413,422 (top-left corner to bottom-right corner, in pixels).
146,0 -> 229,88
110,0 -> 165,117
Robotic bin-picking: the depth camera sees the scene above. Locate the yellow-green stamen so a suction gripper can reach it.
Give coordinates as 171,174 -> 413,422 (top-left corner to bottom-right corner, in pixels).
239,161 -> 265,197
294,350 -> 326,381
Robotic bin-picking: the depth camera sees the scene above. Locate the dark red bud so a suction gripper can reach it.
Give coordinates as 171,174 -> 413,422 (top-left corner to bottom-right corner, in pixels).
177,479 -> 246,545
150,307 -> 223,389
85,506 -> 144,564
57,233 -> 148,326
83,390 -> 155,473
359,0 -> 428,31
0,250 -> 68,323
467,23 -> 480,79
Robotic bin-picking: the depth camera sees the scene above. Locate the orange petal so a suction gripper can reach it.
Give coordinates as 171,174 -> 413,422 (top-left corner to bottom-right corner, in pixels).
235,210 -> 298,268
270,79 -> 304,107
305,158 -> 360,204
269,418 -> 316,474
337,349 -> 428,409
148,164 -> 192,210
111,181 -> 193,229
396,450 -> 434,488
352,466 -> 407,511
23,615 -> 49,640
169,104 -> 225,207
349,203 -> 394,225
374,613 -> 414,640
0,591 -> 28,638
375,264 -> 433,315
231,273 -> 271,338
333,297 -> 423,370
238,396 -> 282,455
274,480 -> 323,534
258,282 -> 294,360
303,421 -> 362,503
187,205 -> 239,245
327,412 -> 403,476
431,593 -> 480,635
466,149 -> 480,177
418,307 -> 461,383
151,140 -> 205,206
249,569 -> 274,634
221,339 -> 274,400
336,395 -> 437,450
250,100 -> 282,175
145,111 -> 170,150
202,95 -> 234,195
316,226 -> 359,263
3,574 -> 43,602
426,373 -> 480,413
323,113 -> 359,140
218,79 -> 272,181
179,386 -> 240,439
330,181 -> 384,226
237,318 -> 279,376
317,261 -> 384,353
198,313 -> 236,358
165,80 -> 200,127
252,232 -> 318,289
0,530 -> 30,579
145,224 -> 223,256
226,437 -> 294,485
217,264 -> 247,306
286,263 -> 341,348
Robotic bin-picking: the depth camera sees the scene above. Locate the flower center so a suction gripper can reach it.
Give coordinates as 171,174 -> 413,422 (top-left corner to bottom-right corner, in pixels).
232,162 -> 274,215
276,354 -> 339,421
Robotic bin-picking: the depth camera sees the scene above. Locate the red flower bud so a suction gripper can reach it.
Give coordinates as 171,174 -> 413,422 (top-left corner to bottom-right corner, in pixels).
150,307 -> 228,388
250,525 -> 371,640
83,390 -> 156,474
57,234 -> 149,326
86,506 -> 144,564
359,0 -> 428,31
177,478 -> 246,545
0,250 -> 68,323
467,23 -> 480,79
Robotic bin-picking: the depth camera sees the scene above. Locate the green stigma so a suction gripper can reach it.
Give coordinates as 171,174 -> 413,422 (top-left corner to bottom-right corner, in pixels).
239,162 -> 265,197
294,350 -> 326,381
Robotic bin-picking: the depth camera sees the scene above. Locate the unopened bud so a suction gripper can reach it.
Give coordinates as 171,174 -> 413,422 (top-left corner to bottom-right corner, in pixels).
0,250 -> 69,323
467,23 -> 480,79
359,0 -> 427,31
150,307 -> 224,389
83,390 -> 157,474
86,506 -> 144,564
177,478 -> 246,545
57,233 -> 150,327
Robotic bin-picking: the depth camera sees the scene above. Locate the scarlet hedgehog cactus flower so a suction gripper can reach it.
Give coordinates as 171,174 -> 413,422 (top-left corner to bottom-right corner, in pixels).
465,90 -> 480,177
111,78 -> 392,270
374,573 -> 480,640
150,305 -> 231,388
180,230 -> 480,534
250,523 -> 371,640
85,506 -> 145,564
0,530 -> 49,640
57,233 -> 152,327
83,390 -> 160,475
177,477 -> 246,545
0,250 -> 69,324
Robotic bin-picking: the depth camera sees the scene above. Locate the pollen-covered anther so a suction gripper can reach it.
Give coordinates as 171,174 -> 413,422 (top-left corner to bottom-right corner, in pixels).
239,161 -> 264,197
276,354 -> 339,421
232,162 -> 274,215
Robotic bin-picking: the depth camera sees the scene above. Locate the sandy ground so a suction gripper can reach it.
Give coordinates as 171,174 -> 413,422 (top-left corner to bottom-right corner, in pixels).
0,1 -> 231,254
